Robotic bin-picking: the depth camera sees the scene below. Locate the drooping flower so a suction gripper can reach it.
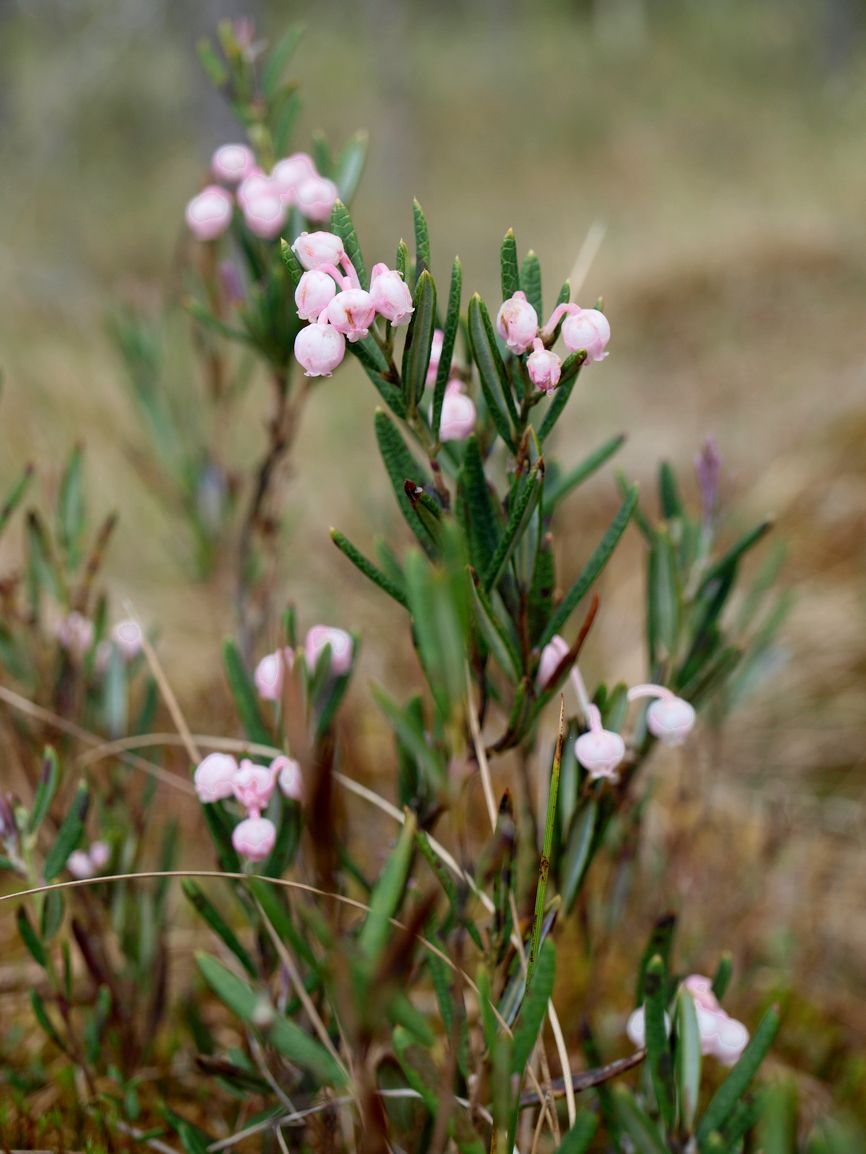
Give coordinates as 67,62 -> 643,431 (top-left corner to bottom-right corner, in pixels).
185,185 -> 233,242
292,231 -> 345,271
574,704 -> 625,781
537,634 -> 570,689
242,184 -> 287,239
212,143 -> 256,185
305,625 -> 353,676
628,684 -> 696,747
67,849 -> 95,879
682,974 -> 750,1065
295,175 -> 339,223
271,152 -> 318,201
438,381 -> 476,442
325,288 -> 377,342
369,263 -> 414,326
496,290 -> 538,355
561,307 -> 610,362
274,756 -> 303,802
294,319 -> 346,377
526,338 -> 562,392
625,1005 -> 672,1048
55,612 -> 94,658
295,270 -> 338,322
111,619 -> 143,661
253,648 -> 294,702
232,760 -> 276,811
88,840 -> 111,870
194,753 -> 238,803
232,816 -> 277,862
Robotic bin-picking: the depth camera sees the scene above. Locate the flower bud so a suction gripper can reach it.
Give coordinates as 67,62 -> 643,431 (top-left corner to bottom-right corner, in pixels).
295,175 -> 339,223
185,185 -> 233,242
426,328 -> 445,386
274,756 -> 303,802
325,289 -> 377,342
294,321 -> 346,378
625,1005 -> 671,1048
439,381 -> 476,442
212,143 -> 256,184
295,270 -> 337,322
242,186 -> 287,240
67,850 -> 95,879
712,1016 -> 749,1066
561,308 -> 610,362
55,612 -> 94,658
369,263 -> 414,326
575,706 -> 625,781
496,290 -> 538,355
236,170 -> 271,211
232,815 -> 277,862
232,759 -> 276,811
193,753 -> 238,803
271,152 -> 318,200
253,647 -> 293,702
526,339 -> 562,392
111,619 -> 143,661
292,231 -> 345,271
646,697 -> 696,746
305,625 -> 353,676
537,634 -> 570,689
89,840 -> 111,870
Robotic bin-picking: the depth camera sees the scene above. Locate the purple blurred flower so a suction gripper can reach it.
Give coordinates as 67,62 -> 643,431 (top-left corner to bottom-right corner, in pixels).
695,436 -> 722,522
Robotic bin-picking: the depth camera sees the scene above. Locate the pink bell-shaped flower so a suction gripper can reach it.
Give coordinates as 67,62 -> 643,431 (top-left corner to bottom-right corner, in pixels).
253,648 -> 294,702
67,850 -> 95,879
369,263 -> 414,326
194,753 -> 239,803
561,307 -> 610,362
295,175 -> 339,223
439,381 -> 476,442
496,290 -> 538,355
185,185 -> 233,242
526,338 -> 562,392
55,611 -> 94,658
305,625 -> 353,676
295,270 -> 338,322
111,619 -> 143,661
242,185 -> 287,239
274,756 -> 303,802
292,231 -> 345,271
625,1005 -> 671,1049
537,634 -> 570,689
271,152 -> 317,200
212,143 -> 256,185
325,288 -> 377,342
232,816 -> 277,862
294,319 -> 346,378
628,685 -> 696,747
236,170 -> 271,211
574,705 -> 625,781
232,759 -> 276,811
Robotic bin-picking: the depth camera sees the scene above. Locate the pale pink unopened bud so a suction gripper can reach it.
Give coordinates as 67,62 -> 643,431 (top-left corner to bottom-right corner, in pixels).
496,290 -> 538,355
369,263 -> 414,326
305,625 -> 353,676
253,647 -> 294,702
236,170 -> 271,211
243,187 -> 287,240
232,816 -> 276,861
575,705 -> 625,780
295,175 -> 339,223
426,328 -> 445,386
325,289 -> 376,342
292,231 -> 345,271
628,685 -> 696,747
561,308 -> 610,362
683,974 -> 717,1009
537,635 -> 570,689
111,619 -> 143,661
295,270 -> 337,322
625,1005 -> 671,1049
212,143 -> 256,184
713,1016 -> 750,1066
67,850 -> 94,879
526,338 -> 562,392
439,381 -> 476,442
194,753 -> 238,803
274,756 -> 303,802
56,612 -> 94,658
271,152 -> 317,200
89,840 -> 111,870
232,759 -> 276,811
186,185 -> 233,242
294,321 -> 346,377
680,974 -> 749,1064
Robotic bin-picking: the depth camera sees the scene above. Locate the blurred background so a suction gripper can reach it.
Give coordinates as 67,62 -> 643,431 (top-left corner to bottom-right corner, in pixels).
1,0 -> 865,1128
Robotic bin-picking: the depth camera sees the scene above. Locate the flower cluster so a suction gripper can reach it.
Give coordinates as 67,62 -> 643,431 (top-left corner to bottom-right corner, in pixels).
292,234 -> 414,378
193,752 -> 303,862
253,624 -> 353,702
538,635 -> 696,781
496,289 -> 611,392
626,974 -> 750,1066
185,145 -> 339,244
66,840 -> 111,880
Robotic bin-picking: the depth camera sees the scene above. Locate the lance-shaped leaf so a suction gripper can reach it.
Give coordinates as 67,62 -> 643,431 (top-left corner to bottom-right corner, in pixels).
676,989 -> 702,1134
611,1085 -> 668,1154
331,528 -> 408,609
483,463 -> 544,591
202,802 -> 241,875
537,352 -> 585,442
510,939 -> 556,1076
696,1005 -> 780,1143
335,130 -> 368,204
402,270 -> 437,412
349,338 -> 406,417
697,520 -> 774,597
182,881 -> 256,978
196,952 -> 347,1086
43,783 -> 89,882
261,23 -> 303,96
0,463 -> 33,539
432,256 -> 463,437
396,238 -> 409,280
469,571 -> 522,680
712,953 -> 733,1002
279,237 -> 305,287
29,747 -> 60,835
467,294 -> 517,450
647,526 -> 682,666
57,444 -> 86,569
500,228 -> 520,300
643,954 -> 675,1128
457,435 -> 501,574
520,250 -> 543,318
311,131 -> 334,178
358,812 -> 417,963
412,199 -> 430,282
17,907 -> 47,968
372,683 -> 446,793
635,913 -> 677,1005
222,640 -> 272,747
374,410 -> 437,555
561,798 -> 598,910
26,510 -> 63,609
543,433 -> 626,513
540,484 -> 637,646
185,300 -> 256,346
658,460 -> 684,520
330,199 -> 367,288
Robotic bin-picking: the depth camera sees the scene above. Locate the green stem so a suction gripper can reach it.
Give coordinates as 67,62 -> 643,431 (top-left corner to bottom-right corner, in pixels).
526,700 -> 565,987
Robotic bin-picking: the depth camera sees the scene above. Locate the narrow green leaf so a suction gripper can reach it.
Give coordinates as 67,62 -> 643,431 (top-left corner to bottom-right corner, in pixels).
676,989 -> 702,1133
543,433 -> 625,512
201,802 -> 241,875
561,799 -> 598,910
26,510 -> 63,607
348,339 -> 406,416
698,520 -> 774,596
182,881 -> 256,978
331,528 -> 408,608
500,229 -> 520,300
261,23 -> 303,96
483,465 -> 543,591
330,199 -> 367,288
0,463 -> 34,539
185,300 -> 255,346
757,1086 -> 799,1154
43,784 -> 88,882
658,461 -> 684,519
29,747 -> 60,835
432,256 -> 463,437
30,990 -> 69,1054
520,251 -> 543,318
537,352 -> 585,442
57,444 -> 86,568
412,199 -> 430,282
374,410 -> 436,555
643,954 -> 675,1128
635,913 -> 677,1005
396,238 -> 410,281
17,907 -> 47,968
540,484 -> 637,646
467,294 -> 517,450
647,526 -> 681,665
712,953 -> 733,1002
697,1005 -> 781,1142
40,889 -> 65,941
457,435 -> 501,574
279,237 -> 305,287
372,684 -> 445,793
511,940 -> 555,1075
402,270 -> 437,411
358,812 -> 417,963
611,1084 -> 668,1154
554,1114 -> 598,1154
469,574 -> 522,680
335,130 -> 368,203
222,640 -> 272,746
311,131 -> 334,179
